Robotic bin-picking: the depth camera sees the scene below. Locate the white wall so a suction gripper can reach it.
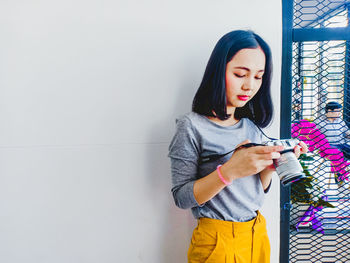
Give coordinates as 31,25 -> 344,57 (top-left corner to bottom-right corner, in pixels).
0,1 -> 282,262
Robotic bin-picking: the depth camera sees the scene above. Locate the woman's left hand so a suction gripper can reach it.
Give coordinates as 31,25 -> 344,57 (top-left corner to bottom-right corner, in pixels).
294,141 -> 308,158
262,140 -> 308,172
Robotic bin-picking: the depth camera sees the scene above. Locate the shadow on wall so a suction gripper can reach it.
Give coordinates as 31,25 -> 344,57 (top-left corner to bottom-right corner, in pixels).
145,61 -> 199,263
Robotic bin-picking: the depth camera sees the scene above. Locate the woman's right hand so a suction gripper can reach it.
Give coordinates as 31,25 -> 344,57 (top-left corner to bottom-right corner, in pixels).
220,139 -> 284,183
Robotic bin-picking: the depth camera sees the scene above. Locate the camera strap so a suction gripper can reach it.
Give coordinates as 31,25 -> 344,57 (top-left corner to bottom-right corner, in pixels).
198,143 -> 264,164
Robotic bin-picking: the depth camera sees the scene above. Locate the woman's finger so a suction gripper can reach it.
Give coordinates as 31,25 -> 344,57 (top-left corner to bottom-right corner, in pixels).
257,152 -> 281,160
252,145 -> 284,154
235,139 -> 251,149
298,141 -> 308,154
294,145 -> 301,158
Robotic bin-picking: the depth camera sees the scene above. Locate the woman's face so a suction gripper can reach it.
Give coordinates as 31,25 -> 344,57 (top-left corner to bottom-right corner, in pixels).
225,47 -> 266,114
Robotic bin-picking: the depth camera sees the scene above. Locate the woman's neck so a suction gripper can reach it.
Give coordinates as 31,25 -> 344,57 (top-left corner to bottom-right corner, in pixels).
207,115 -> 239,127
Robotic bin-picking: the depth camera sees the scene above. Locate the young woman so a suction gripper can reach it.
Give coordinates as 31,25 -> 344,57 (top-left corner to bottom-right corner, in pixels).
168,30 -> 307,262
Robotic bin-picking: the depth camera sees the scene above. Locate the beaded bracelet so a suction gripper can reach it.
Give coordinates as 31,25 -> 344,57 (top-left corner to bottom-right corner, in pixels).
216,165 -> 230,186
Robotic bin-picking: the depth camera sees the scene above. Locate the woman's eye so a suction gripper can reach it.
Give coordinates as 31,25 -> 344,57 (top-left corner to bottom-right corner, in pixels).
234,73 -> 245,78
255,76 -> 263,80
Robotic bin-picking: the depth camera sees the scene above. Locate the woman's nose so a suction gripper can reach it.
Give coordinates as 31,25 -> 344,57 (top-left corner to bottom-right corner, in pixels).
242,77 -> 254,90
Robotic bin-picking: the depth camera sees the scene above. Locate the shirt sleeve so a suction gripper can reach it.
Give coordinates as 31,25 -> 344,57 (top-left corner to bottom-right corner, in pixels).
168,116 -> 202,209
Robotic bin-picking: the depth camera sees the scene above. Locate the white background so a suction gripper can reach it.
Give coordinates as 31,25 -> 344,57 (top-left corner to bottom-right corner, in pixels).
0,0 -> 282,262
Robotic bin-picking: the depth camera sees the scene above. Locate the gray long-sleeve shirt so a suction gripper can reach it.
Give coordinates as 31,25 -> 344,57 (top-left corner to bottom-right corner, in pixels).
168,112 -> 266,222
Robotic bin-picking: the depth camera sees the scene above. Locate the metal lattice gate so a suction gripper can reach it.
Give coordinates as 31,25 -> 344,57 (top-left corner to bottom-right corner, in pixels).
281,0 -> 350,262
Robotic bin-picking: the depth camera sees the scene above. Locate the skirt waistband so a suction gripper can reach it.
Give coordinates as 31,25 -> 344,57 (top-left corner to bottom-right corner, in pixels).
198,211 -> 265,234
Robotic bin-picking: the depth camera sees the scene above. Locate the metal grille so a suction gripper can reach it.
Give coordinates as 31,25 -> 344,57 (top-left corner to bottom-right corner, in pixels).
291,40 -> 347,121
289,1 -> 350,262
294,0 -> 349,28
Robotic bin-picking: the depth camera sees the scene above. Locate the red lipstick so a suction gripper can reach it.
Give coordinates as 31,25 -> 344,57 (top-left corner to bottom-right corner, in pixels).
237,95 -> 249,101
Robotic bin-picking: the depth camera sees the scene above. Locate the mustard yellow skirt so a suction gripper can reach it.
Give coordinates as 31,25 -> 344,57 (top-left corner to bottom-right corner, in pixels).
188,211 -> 270,263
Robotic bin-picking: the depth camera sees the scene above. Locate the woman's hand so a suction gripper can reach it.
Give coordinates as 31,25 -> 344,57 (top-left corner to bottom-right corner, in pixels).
193,139 -> 285,205
220,139 -> 284,183
294,140 -> 308,158
262,140 -> 309,172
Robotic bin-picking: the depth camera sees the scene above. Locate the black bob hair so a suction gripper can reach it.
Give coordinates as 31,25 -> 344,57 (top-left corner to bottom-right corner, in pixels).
192,30 -> 273,128
326,101 -> 342,112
